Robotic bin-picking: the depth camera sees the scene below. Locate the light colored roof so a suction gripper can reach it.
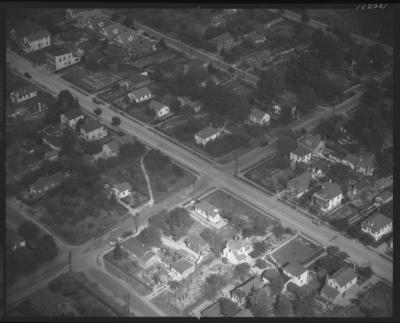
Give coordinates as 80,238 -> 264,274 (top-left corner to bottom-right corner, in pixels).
195,200 -> 219,218
130,87 -> 151,98
171,258 -> 194,274
250,107 -> 269,119
195,126 -> 220,139
114,182 -> 132,192
362,213 -> 392,234
287,171 -> 312,191
314,182 -> 342,200
226,238 -> 252,252
284,262 -> 307,278
104,139 -> 120,154
330,267 -> 357,288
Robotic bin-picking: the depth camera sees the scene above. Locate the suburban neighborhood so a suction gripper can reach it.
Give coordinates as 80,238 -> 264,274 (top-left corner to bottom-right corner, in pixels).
4,5 -> 394,319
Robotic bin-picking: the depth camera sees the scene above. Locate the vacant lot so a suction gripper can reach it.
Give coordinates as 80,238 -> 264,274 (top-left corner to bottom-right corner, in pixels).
244,155 -> 293,192
271,235 -> 323,267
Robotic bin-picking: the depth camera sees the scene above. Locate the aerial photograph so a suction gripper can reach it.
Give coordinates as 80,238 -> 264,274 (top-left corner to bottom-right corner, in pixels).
4,4 -> 394,319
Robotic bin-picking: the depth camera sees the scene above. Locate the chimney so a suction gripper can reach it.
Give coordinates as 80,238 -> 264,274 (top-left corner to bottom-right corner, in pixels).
325,273 -> 329,285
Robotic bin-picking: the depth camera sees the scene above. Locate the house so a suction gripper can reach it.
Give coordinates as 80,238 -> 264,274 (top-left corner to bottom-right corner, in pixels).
114,30 -> 139,48
86,16 -> 109,32
100,22 -> 121,39
323,148 -> 345,164
9,97 -> 47,119
375,190 -> 393,205
373,176 -> 392,192
265,17 -> 284,29
282,262 -> 309,287
233,309 -> 254,317
222,238 -> 253,265
112,182 -> 132,199
178,97 -> 202,113
80,119 -> 107,141
7,230 -> 26,251
122,237 -> 158,269
65,8 -> 88,20
30,172 -> 64,196
45,46 -> 81,71
298,134 -> 325,157
44,150 -> 58,162
119,74 -> 151,91
230,276 -> 264,306
361,213 -> 392,241
312,182 -> 343,214
60,108 -> 84,129
272,92 -> 297,115
242,50 -> 272,69
321,267 -> 357,302
245,31 -> 266,44
290,146 -> 312,164
102,140 -> 122,159
311,159 -> 331,178
209,32 -> 234,51
149,100 -> 170,118
201,300 -> 223,317
194,201 -> 221,224
128,87 -> 152,103
342,154 -> 375,176
210,14 -> 227,27
185,235 -> 210,257
10,85 -> 37,104
169,258 -> 195,281
194,126 -> 221,146
287,171 -> 312,198
129,38 -> 155,58
248,107 -> 270,125
19,30 -> 51,53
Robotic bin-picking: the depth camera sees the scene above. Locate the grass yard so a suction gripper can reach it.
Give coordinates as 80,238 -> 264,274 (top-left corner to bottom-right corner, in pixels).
152,291 -> 182,317
244,155 -> 293,192
271,235 -> 323,267
98,87 -> 129,103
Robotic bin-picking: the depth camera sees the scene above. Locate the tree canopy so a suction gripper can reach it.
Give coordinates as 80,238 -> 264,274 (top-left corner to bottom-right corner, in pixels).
248,286 -> 274,317
17,220 -> 39,241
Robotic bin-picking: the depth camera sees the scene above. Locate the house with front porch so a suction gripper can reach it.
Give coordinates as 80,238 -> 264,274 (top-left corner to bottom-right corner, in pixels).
361,213 -> 392,241
149,100 -> 170,118
222,238 -> 253,265
80,119 -> 107,141
287,171 -> 312,198
321,266 -> 357,302
248,107 -> 270,126
112,182 -> 132,199
128,87 -> 152,103
312,182 -> 343,215
193,201 -> 221,224
194,126 -> 221,146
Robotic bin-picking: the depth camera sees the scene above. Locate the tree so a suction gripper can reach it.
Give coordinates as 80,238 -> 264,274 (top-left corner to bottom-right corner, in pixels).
272,222 -> 284,239
220,298 -> 239,317
274,294 -> 293,317
248,286 -> 274,317
17,220 -> 39,241
60,129 -> 78,157
170,98 -> 181,113
200,228 -> 225,256
297,86 -> 317,113
257,69 -> 285,100
279,106 -> 293,124
35,234 -> 58,262
122,16 -> 133,27
326,245 -> 339,256
113,243 -> 123,260
252,240 -> 268,258
362,80 -> 383,105
276,135 -> 297,157
327,164 -> 352,185
111,116 -> 121,126
138,226 -> 161,247
119,142 -> 145,160
94,107 -> 102,115
375,148 -> 393,177
57,90 -> 77,111
203,274 -> 226,300
367,44 -> 389,71
255,259 -> 268,269
301,10 -> 310,24
234,263 -> 251,280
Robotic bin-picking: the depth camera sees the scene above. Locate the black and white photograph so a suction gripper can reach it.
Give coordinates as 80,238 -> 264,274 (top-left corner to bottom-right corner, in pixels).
3,3 -> 397,319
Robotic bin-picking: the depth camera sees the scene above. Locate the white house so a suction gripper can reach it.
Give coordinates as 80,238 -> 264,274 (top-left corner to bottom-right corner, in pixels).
194,201 -> 221,224
60,108 -> 84,129
248,107 -> 270,125
20,30 -> 51,53
342,154 -> 375,176
327,267 -> 357,295
10,85 -> 37,104
80,119 -> 107,141
283,262 -> 309,287
149,100 -> 170,118
361,213 -> 392,241
194,126 -> 221,146
312,182 -> 343,214
222,238 -> 253,265
112,182 -> 132,199
45,47 -> 81,71
128,87 -> 152,103
290,146 -> 312,164
169,259 -> 195,281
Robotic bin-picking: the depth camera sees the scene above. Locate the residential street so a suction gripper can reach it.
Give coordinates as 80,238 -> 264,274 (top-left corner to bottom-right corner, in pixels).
6,50 -> 392,287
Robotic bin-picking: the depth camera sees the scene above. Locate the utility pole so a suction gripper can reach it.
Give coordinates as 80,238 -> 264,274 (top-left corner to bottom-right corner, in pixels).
192,179 -> 195,199
135,213 -> 139,233
235,158 -> 239,176
68,251 -> 72,272
124,294 -> 130,316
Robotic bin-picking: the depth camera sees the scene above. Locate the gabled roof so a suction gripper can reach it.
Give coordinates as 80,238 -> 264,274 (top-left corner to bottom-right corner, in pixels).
195,200 -> 219,218
291,146 -> 311,157
298,134 -> 322,151
104,139 -> 121,154
81,119 -> 103,133
362,213 -> 392,234
250,107 -> 269,119
287,171 -> 312,191
343,153 -> 361,166
233,309 -> 254,317
195,126 -> 220,139
185,235 -> 209,253
62,108 -> 84,121
330,266 -> 357,288
171,258 -> 194,274
314,182 -> 342,200
12,84 -> 37,98
209,32 -> 234,44
25,30 -> 51,42
201,300 -> 223,317
321,284 -> 340,300
357,154 -> 375,169
149,100 -> 167,113
283,262 -> 308,278
122,237 -> 149,258
102,22 -> 121,36
129,87 -> 151,98
46,46 -> 73,57
231,276 -> 263,297
246,31 -> 266,42
225,238 -> 252,252
113,182 -> 132,192
116,30 -> 139,45
31,172 -> 64,192
375,190 -> 392,201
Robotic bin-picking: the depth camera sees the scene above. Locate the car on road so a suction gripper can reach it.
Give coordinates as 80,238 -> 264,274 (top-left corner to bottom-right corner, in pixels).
122,230 -> 133,238
312,219 -> 321,226
109,239 -> 118,246
24,72 -> 31,78
92,97 -> 103,104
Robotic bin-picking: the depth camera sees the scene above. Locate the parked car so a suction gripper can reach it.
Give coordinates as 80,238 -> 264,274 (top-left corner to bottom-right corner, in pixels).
122,230 -> 133,238
92,97 -> 102,104
109,239 -> 118,246
24,72 -> 31,78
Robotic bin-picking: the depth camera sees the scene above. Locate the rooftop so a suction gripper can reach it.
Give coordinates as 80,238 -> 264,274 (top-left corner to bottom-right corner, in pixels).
314,182 -> 342,200
298,134 -> 322,151
362,213 -> 392,234
209,32 -> 234,44
25,30 -> 51,42
114,182 -> 132,192
130,86 -> 151,98
122,237 -> 149,259
171,258 -> 194,274
283,261 -> 308,278
62,108 -> 84,120
321,284 -> 340,300
81,119 -> 103,133
31,172 -> 64,192
12,84 -> 37,97
291,146 -> 311,157
104,139 -> 121,154
195,126 -> 220,139
149,100 -> 166,112
195,200 -> 220,218
231,276 -> 263,297
233,309 -> 254,317
330,266 -> 357,288
46,46 -> 73,57
250,107 -> 269,119
287,171 -> 312,191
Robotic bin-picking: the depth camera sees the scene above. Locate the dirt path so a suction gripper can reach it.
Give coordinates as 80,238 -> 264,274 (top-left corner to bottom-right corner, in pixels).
140,149 -> 154,207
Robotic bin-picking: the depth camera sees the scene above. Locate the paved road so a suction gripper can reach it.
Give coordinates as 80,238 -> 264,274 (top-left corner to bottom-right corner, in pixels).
133,21 -> 259,87
6,50 -> 392,285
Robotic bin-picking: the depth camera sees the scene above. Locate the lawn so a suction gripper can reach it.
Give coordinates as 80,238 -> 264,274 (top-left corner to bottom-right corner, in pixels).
152,291 -> 182,317
244,155 -> 293,192
271,235 -> 323,267
98,86 -> 129,103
